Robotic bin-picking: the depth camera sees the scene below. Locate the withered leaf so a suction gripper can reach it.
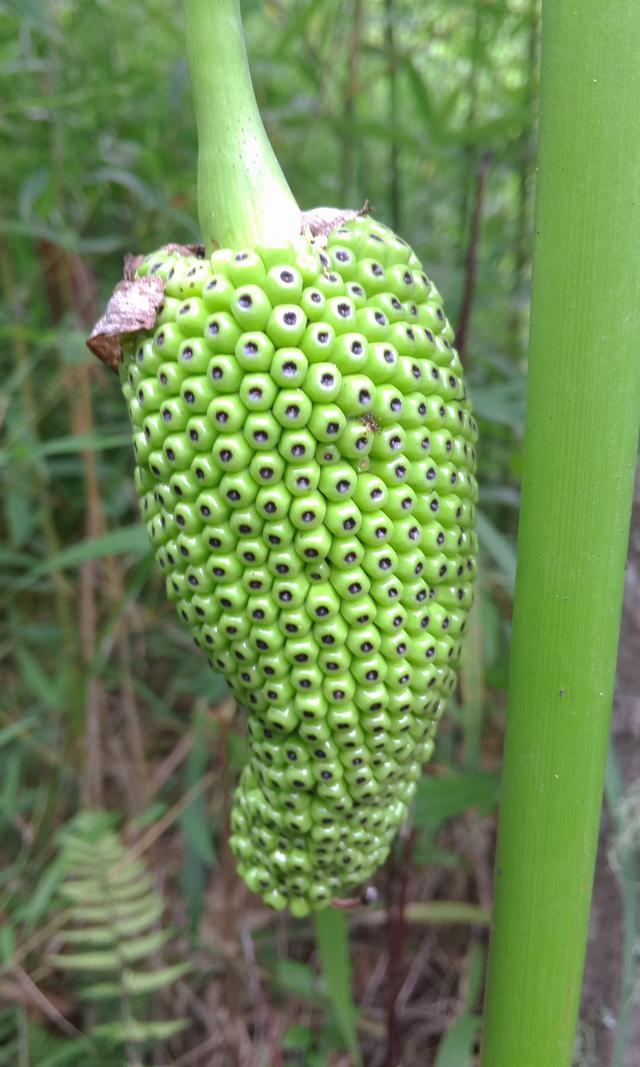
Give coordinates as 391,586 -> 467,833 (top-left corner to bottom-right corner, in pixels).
88,244 -> 204,371
86,275 -> 165,372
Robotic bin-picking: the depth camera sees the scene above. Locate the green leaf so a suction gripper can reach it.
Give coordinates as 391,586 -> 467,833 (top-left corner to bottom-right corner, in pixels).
19,858 -> 66,929
61,895 -> 159,927
314,909 -> 362,1066
92,1019 -> 187,1044
122,961 -> 190,994
119,926 -> 172,962
0,716 -> 39,748
14,526 -> 150,590
62,870 -> 155,902
275,959 -> 318,1002
81,981 -> 123,1002
15,646 -> 62,709
414,770 -> 500,826
434,1014 -> 481,1067
50,950 -> 120,971
36,431 -> 132,458
476,510 -> 517,593
282,1024 -> 313,1051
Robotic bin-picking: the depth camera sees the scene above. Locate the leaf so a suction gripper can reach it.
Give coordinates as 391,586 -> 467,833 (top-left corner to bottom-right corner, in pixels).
50,950 -> 120,972
403,59 -> 447,144
59,894 -> 159,926
92,1019 -> 187,1044
61,896 -> 164,942
81,981 -> 123,1002
15,646 -> 62,709
461,944 -> 486,1013
0,717 -> 39,748
405,902 -> 491,927
14,526 -> 150,590
122,961 -> 190,994
19,857 -> 66,929
275,959 -> 318,1002
434,1014 -> 481,1067
119,927 -> 173,963
314,909 -> 362,1066
62,869 -> 154,902
476,510 -> 517,593
471,380 -> 526,430
36,432 -> 132,458
282,1024 -> 314,1051
414,770 -> 500,826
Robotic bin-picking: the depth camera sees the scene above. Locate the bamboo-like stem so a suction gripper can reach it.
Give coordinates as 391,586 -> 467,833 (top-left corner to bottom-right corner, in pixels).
481,5 -> 640,1065
184,0 -> 300,251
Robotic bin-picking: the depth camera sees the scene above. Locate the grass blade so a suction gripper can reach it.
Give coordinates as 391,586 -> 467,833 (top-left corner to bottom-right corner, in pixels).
314,908 -> 361,1065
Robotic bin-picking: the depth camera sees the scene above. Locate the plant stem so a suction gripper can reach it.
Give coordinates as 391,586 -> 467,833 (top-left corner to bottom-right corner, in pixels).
184,0 -> 300,251
384,0 -> 401,233
481,5 -> 640,1066
340,0 -> 363,206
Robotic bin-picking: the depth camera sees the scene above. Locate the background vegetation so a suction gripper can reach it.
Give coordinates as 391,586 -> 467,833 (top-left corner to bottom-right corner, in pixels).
0,1 -> 636,1064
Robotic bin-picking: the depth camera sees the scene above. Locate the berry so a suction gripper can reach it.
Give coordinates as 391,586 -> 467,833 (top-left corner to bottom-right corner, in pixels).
118,213 -> 478,912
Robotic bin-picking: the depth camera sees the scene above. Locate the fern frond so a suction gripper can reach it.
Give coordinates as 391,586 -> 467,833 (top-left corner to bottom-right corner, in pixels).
51,810 -> 188,1051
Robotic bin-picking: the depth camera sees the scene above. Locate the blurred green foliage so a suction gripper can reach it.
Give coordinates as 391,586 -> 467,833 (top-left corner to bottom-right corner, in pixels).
0,0 -> 540,1062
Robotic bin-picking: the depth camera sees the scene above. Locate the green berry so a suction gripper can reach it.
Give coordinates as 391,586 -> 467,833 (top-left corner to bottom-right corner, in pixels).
115,213 -> 478,915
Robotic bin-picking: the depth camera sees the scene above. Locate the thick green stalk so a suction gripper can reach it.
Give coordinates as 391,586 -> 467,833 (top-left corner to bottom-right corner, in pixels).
184,0 -> 300,251
481,4 -> 640,1066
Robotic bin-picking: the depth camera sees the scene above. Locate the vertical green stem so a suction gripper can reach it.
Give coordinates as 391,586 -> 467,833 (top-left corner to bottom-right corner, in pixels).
340,0 -> 363,206
384,0 -> 401,232
184,0 -> 300,251
481,5 -> 640,1066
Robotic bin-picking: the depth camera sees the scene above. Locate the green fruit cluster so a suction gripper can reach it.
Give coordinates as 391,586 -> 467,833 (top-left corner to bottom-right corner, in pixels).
120,214 -> 478,916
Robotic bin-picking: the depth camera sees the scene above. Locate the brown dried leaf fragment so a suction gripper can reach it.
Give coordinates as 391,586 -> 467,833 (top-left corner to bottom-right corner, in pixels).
302,201 -> 371,240
86,274 -> 165,372
88,244 -> 205,371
